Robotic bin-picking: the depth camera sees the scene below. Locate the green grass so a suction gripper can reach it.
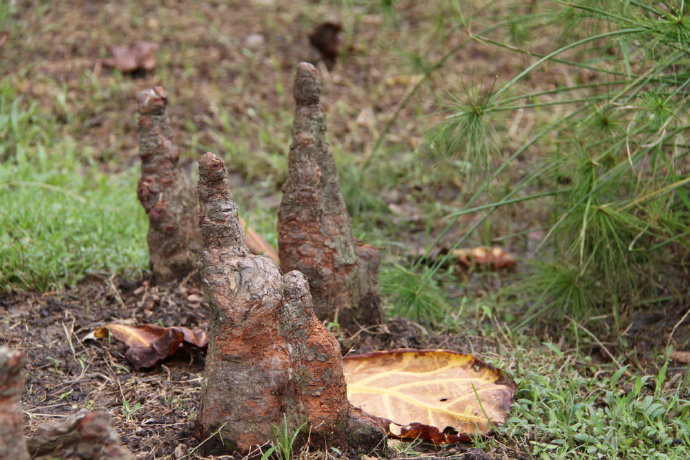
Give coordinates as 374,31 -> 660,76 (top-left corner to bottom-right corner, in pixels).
265,414 -> 307,460
0,83 -> 148,292
487,342 -> 690,460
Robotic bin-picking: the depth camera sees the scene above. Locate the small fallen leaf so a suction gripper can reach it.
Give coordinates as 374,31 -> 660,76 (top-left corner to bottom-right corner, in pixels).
670,351 -> 690,364
309,22 -> 342,70
103,41 -> 159,73
0,31 -> 8,49
384,74 -> 424,87
243,33 -> 265,51
85,324 -> 207,368
239,217 -> 279,263
343,349 -> 516,444
186,293 -> 204,303
452,246 -> 516,270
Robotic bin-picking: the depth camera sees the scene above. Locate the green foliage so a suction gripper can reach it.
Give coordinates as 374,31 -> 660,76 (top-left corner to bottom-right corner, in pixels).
425,0 -> 690,320
335,156 -> 390,233
495,345 -> 690,460
381,263 -> 450,326
428,85 -> 499,174
268,414 -> 307,460
0,83 -> 147,292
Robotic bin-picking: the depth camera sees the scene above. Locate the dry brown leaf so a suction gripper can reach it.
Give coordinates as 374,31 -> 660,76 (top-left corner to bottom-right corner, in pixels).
343,349 -> 516,444
0,31 -> 8,49
452,246 -> 516,270
86,324 -> 207,368
309,22 -> 342,70
239,217 -> 279,263
670,351 -> 690,364
384,74 -> 424,87
103,41 -> 159,73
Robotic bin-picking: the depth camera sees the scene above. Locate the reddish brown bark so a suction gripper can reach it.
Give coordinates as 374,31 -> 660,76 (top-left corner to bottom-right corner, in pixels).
27,410 -> 134,460
137,86 -> 201,283
0,347 -> 30,460
278,63 -> 383,333
197,152 -> 385,455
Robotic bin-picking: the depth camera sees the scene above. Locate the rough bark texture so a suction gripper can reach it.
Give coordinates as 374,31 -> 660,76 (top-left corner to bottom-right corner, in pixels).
27,410 -> 134,460
137,86 -> 201,284
0,347 -> 30,460
278,62 -> 383,333
197,152 -> 385,455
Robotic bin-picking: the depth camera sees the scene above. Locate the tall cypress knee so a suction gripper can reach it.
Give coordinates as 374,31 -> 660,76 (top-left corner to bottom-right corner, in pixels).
137,86 -> 200,283
278,62 -> 383,333
197,152 -> 385,455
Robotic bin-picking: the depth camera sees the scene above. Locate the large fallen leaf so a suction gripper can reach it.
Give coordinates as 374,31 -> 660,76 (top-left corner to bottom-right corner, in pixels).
85,324 -> 207,368
343,349 -> 516,444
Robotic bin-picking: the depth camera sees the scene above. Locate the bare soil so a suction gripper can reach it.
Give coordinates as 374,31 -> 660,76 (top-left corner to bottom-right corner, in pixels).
1,275 -> 503,459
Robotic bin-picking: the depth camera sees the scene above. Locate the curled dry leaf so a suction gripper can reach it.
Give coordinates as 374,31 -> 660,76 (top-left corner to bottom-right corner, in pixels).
309,22 -> 342,70
86,324 -> 207,368
343,349 -> 516,444
452,246 -> 516,270
103,41 -> 159,73
670,351 -> 690,364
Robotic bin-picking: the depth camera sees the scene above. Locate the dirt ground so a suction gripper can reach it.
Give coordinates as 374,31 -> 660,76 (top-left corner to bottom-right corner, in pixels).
3,274 -> 686,459
1,276 -> 504,459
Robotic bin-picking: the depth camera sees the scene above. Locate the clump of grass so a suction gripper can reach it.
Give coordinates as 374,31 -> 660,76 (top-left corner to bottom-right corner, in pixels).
0,83 -> 147,292
264,414 -> 307,460
427,85 -> 500,175
380,263 -> 450,326
335,157 -> 389,223
516,262 -> 596,326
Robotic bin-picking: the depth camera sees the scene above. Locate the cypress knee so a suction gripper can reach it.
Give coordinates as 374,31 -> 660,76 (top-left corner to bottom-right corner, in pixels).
197,152 -> 385,455
0,347 -> 30,460
137,86 -> 200,283
278,62 -> 383,333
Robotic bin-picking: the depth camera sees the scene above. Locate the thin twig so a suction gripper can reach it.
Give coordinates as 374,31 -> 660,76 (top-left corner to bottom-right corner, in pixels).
667,307 -> 690,348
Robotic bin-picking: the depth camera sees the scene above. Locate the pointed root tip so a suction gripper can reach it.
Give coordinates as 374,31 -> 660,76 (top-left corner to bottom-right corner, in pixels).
283,270 -> 310,301
199,152 -> 230,188
294,62 -> 320,106
199,152 -> 228,185
137,86 -> 168,114
198,152 -> 247,251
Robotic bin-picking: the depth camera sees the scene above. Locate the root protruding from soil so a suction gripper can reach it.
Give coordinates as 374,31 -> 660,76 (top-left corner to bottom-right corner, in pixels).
0,347 -> 30,460
27,410 -> 135,460
278,62 -> 384,334
197,152 -> 386,455
137,86 -> 200,284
